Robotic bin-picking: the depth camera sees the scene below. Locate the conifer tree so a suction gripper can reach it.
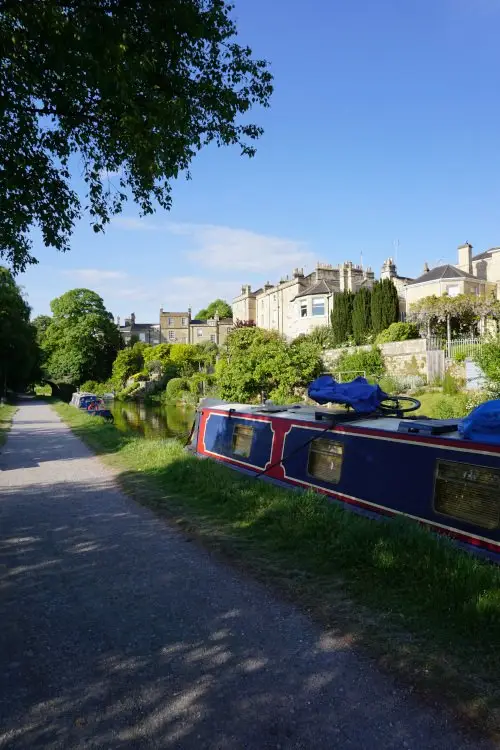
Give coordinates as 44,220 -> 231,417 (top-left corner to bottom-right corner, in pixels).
371,279 -> 399,334
331,291 -> 354,346
352,287 -> 372,344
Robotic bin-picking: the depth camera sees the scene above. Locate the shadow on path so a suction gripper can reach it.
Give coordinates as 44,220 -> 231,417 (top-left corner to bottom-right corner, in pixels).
0,403 -> 490,749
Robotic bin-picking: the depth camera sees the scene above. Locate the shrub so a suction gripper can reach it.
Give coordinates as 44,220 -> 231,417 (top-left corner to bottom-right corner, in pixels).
335,346 -> 385,381
375,322 -> 420,344
453,351 -> 467,363
189,372 -> 215,396
432,395 -> 469,419
165,377 -> 189,401
475,338 -> 500,388
442,372 -> 459,395
378,375 -> 403,395
297,325 -> 336,349
79,379 -> 114,396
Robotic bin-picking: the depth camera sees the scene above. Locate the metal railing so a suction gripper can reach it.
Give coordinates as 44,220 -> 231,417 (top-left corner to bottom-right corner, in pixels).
426,336 -> 484,360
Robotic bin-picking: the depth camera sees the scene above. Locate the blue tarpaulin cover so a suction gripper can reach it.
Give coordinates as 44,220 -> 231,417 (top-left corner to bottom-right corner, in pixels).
308,375 -> 388,414
458,400 -> 500,445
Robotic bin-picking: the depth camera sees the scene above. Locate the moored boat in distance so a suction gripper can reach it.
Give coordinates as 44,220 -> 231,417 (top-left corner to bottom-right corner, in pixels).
189,377 -> 500,561
70,392 -> 114,422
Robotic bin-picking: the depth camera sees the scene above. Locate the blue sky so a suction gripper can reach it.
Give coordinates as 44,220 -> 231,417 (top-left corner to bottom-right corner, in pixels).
19,0 -> 500,322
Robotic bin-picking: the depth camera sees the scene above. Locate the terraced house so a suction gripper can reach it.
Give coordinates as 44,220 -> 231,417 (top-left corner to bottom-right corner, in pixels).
233,243 -> 500,339
232,261 -> 375,339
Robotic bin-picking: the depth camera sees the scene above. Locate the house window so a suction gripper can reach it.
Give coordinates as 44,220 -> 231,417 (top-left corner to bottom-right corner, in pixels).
210,334 -> 216,343
312,297 -> 325,316
446,285 -> 459,298
300,301 -> 308,318
167,317 -> 173,326
139,333 -> 146,342
307,439 -> 344,484
434,460 -> 500,530
232,424 -> 254,457
197,328 -> 204,337
182,317 -> 188,326
168,331 -> 175,341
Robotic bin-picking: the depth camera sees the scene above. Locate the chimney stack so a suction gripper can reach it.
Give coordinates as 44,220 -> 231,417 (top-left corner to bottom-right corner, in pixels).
457,242 -> 473,275
131,312 -> 136,325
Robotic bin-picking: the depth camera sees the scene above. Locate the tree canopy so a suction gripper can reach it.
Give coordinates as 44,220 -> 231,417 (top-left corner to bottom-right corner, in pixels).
0,1 -> 273,272
111,341 -> 149,387
0,267 -> 40,394
196,299 -> 233,320
408,294 -> 500,337
40,288 -> 120,384
216,327 -> 322,403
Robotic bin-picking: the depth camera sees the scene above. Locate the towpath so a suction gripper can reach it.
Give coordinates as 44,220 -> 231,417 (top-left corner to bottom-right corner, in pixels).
0,401 -> 492,749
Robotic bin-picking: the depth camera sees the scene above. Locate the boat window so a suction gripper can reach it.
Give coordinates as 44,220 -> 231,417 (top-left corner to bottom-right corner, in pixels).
232,424 -> 254,458
434,460 -> 500,530
308,439 -> 343,483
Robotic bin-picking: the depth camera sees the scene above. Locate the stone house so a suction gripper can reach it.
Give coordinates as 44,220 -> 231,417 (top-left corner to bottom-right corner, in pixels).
405,243 -> 497,311
233,261 -> 375,339
159,309 -> 232,346
118,313 -> 160,345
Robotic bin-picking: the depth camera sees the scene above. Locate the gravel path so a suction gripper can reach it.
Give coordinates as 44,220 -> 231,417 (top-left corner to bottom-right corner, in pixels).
0,401 -> 491,749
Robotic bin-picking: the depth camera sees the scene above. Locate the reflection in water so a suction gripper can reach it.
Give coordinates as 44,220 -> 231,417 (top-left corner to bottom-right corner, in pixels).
109,401 -> 195,440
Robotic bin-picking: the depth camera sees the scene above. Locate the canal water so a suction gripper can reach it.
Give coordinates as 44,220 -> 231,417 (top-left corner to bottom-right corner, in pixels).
108,401 -> 195,441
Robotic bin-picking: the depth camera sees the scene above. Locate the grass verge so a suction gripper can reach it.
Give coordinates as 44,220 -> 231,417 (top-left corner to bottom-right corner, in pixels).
54,401 -> 500,739
0,403 -> 16,446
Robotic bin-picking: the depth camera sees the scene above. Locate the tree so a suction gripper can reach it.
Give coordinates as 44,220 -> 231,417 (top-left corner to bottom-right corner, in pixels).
0,267 -> 40,394
169,343 -> 199,376
0,1 -> 273,272
216,327 -> 322,403
371,279 -> 399,335
331,291 -> 354,346
408,294 -> 500,339
233,319 -> 256,328
196,299 -> 233,320
142,343 -> 171,368
352,287 -> 372,345
42,288 -> 120,384
194,341 -> 219,369
112,342 -> 149,387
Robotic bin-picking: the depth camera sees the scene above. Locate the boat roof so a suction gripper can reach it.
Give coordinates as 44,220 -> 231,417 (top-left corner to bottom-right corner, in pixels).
202,401 -> 466,441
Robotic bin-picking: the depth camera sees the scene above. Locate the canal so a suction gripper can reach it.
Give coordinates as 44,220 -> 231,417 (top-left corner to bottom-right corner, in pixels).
108,401 -> 195,441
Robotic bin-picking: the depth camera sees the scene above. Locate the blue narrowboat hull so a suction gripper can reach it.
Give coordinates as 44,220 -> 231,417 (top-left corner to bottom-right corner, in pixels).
192,404 -> 500,560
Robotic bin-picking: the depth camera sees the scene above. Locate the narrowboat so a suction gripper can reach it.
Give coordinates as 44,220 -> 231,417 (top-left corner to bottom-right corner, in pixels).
70,392 -> 114,422
189,376 -> 500,561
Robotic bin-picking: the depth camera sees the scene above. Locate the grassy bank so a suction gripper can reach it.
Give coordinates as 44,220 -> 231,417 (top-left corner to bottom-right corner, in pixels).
54,401 -> 500,737
0,403 -> 16,445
